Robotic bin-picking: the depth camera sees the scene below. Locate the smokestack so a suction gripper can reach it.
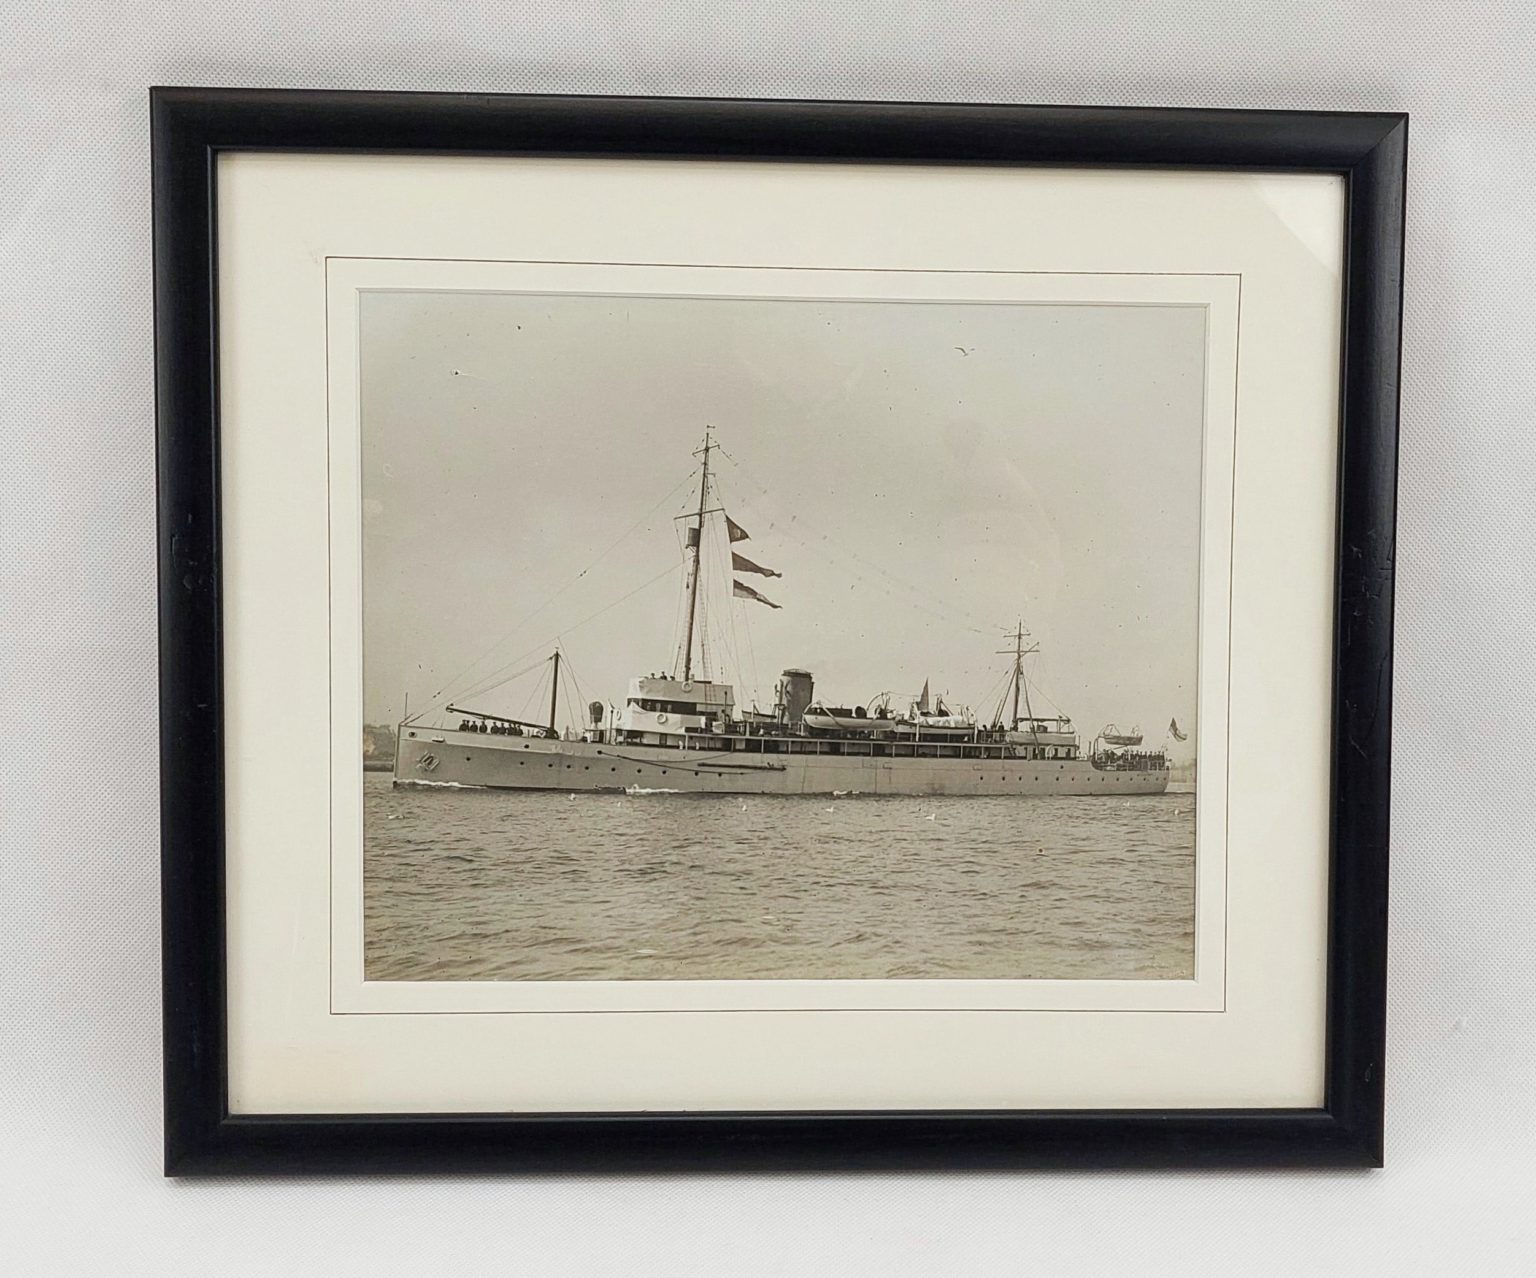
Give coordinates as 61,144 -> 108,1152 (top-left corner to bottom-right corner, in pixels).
779,668 -> 814,729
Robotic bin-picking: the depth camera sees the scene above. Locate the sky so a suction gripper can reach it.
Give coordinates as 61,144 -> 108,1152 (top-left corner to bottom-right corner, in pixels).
360,289 -> 1206,758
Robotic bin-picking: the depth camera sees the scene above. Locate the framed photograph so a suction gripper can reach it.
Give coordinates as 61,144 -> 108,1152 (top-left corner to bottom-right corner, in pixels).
155,88 -> 1403,1173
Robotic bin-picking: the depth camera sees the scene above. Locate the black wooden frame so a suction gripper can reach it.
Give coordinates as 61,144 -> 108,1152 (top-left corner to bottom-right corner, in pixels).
154,87 -> 1403,1175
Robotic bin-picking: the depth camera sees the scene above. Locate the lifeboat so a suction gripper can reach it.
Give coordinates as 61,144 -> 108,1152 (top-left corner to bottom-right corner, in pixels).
891,712 -> 975,738
802,704 -> 898,734
1007,727 -> 1077,747
1099,723 -> 1143,747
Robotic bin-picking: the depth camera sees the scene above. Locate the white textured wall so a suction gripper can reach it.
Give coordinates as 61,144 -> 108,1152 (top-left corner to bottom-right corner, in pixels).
3,3 -> 1532,1273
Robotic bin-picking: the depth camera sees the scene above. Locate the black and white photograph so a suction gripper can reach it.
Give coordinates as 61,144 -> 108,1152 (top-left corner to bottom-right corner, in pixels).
361,286 -> 1205,983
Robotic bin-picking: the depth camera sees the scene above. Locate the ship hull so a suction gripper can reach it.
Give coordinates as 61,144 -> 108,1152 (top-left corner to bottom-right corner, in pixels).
394,728 -> 1169,797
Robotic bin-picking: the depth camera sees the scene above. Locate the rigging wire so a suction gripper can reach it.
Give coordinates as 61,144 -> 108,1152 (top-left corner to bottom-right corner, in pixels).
698,502 -> 713,681
516,660 -> 549,724
739,602 -> 762,709
453,562 -> 682,705
715,448 -> 1077,714
716,449 -> 1008,638
978,663 -> 1016,727
1023,654 -> 1071,719
556,655 -> 581,736
422,468 -> 700,709
709,506 -> 744,692
666,517 -> 689,675
561,653 -> 592,732
758,507 -> 990,640
712,471 -> 763,706
448,653 -> 555,703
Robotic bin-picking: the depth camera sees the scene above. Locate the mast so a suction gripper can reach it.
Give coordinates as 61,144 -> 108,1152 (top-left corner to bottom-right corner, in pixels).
1011,623 -> 1022,728
999,622 -> 1038,729
681,428 -> 713,681
548,649 -> 560,734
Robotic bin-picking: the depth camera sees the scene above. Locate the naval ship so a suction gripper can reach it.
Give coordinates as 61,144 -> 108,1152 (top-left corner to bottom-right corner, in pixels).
393,432 -> 1171,797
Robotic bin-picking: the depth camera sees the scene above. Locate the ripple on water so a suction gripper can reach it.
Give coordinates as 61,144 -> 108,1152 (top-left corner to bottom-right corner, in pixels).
362,776 -> 1197,981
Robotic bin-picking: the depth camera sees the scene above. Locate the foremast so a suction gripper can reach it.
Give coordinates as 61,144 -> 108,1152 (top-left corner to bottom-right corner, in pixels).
673,426 -> 781,683
680,428 -> 714,682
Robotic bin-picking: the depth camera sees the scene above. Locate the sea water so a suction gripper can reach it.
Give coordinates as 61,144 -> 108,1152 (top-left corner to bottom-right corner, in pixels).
363,773 -> 1195,981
